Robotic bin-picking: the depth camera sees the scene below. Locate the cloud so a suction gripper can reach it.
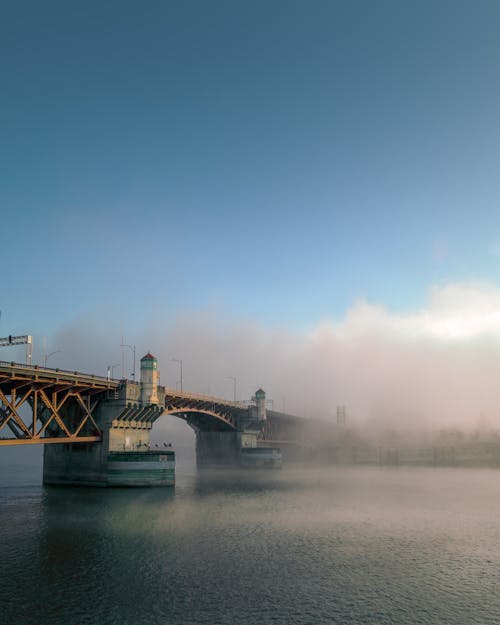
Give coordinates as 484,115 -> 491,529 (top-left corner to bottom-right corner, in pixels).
329,283 -> 500,341
47,282 -> 500,435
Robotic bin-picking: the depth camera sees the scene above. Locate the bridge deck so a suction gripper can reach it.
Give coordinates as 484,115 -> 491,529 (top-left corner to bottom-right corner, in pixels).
0,362 -> 118,446
0,362 -> 303,446
0,361 -> 120,389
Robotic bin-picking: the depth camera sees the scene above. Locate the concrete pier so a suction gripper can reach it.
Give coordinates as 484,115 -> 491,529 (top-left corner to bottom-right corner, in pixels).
43,354 -> 169,486
195,431 -> 240,467
1,357 -> 310,485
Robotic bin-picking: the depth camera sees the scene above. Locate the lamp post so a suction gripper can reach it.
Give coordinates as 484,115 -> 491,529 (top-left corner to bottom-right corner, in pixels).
44,350 -> 61,368
107,363 -> 120,380
121,344 -> 136,380
225,376 -> 237,402
171,358 -> 183,392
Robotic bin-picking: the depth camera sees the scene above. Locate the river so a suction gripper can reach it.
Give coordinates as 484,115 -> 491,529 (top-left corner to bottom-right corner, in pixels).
1,449 -> 499,624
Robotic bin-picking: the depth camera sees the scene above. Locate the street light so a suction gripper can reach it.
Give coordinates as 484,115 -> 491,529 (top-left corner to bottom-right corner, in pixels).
225,376 -> 237,402
171,358 -> 183,392
107,363 -> 120,380
121,344 -> 136,380
44,350 -> 61,368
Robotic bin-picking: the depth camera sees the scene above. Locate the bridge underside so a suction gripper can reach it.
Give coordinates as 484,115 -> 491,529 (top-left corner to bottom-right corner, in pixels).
0,363 -> 307,481
158,409 -> 240,467
163,408 -> 237,432
0,364 -> 116,446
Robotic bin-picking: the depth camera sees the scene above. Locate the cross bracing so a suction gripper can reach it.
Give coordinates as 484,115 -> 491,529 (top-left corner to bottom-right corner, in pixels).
0,361 -> 304,447
0,362 -> 118,445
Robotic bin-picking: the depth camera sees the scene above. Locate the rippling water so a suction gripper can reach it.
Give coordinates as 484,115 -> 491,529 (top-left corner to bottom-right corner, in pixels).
1,454 -> 500,625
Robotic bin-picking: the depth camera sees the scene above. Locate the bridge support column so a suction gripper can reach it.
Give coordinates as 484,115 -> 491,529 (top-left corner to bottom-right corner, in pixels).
43,416 -> 116,486
43,388 -> 173,486
196,431 -> 240,468
43,437 -> 110,486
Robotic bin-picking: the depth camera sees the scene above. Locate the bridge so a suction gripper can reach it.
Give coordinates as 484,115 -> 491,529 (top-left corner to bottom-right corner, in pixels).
0,354 -> 305,485
0,361 -> 114,445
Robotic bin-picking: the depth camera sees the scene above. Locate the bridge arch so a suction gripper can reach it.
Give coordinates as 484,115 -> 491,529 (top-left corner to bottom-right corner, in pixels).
151,408 -> 240,468
161,407 -> 237,432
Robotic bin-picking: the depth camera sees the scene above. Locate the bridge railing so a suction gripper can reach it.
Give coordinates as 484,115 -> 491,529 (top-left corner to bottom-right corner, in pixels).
161,387 -> 252,408
0,360 -> 120,385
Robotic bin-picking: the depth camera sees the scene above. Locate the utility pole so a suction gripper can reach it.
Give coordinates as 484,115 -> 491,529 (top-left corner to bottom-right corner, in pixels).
225,376 -> 237,402
336,405 -> 346,426
121,343 -> 136,380
44,350 -> 61,368
107,363 -> 120,380
172,358 -> 183,392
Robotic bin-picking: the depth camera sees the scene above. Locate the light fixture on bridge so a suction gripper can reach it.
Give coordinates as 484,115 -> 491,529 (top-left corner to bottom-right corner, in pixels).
225,376 -> 237,402
121,343 -> 136,380
171,358 -> 183,392
107,363 -> 120,380
44,349 -> 62,368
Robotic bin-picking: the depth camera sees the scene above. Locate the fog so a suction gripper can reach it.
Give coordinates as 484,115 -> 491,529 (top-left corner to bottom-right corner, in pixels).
13,282 -> 500,442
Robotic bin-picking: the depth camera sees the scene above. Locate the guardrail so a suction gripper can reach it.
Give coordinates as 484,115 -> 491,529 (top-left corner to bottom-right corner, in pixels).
0,362 -> 267,410
0,360 -> 120,384
162,387 -> 253,408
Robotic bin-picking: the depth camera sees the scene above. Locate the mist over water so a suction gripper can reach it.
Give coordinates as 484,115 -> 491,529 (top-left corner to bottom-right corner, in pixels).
4,283 -> 500,623
1,462 -> 500,625
21,281 -> 500,445
4,0 -> 500,621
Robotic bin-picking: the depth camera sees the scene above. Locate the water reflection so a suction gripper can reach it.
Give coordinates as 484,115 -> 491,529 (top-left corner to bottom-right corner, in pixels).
1,467 -> 500,625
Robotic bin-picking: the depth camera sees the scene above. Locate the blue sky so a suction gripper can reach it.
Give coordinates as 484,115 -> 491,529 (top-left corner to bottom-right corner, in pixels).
2,0 -> 500,350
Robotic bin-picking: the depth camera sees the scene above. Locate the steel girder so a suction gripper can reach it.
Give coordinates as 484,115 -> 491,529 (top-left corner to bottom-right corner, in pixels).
0,363 -> 117,446
163,393 -> 244,431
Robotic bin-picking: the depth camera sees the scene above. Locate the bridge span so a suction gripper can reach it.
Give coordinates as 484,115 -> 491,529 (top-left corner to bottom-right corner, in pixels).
0,360 -> 116,446
0,354 -> 305,485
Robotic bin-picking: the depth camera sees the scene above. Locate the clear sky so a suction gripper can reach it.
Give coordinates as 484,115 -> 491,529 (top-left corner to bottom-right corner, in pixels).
2,1 -> 500,360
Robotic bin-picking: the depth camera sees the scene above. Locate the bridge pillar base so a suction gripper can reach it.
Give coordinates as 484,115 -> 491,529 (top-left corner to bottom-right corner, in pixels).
43,422 -> 174,487
196,431 -> 240,468
43,441 -> 109,486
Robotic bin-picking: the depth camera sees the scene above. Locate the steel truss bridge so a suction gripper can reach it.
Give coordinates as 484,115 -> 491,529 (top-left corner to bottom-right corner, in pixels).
0,362 -> 304,447
0,361 -> 117,446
